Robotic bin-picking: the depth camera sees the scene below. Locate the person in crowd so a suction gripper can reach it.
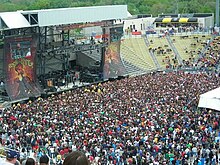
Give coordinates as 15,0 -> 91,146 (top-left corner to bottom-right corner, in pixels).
63,151 -> 90,165
39,155 -> 49,165
1,150 -> 20,165
25,158 -> 36,165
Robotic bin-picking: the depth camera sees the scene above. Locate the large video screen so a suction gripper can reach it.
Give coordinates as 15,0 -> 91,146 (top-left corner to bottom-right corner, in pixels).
103,40 -> 126,79
4,35 -> 42,101
10,40 -> 32,60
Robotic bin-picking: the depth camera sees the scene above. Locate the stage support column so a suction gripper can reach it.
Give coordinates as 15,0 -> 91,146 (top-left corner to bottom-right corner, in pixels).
62,30 -> 65,46
44,27 -> 47,49
67,30 -> 70,45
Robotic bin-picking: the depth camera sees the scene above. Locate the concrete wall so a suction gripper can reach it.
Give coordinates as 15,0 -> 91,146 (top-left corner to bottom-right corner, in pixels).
115,17 -> 155,33
69,52 -> 76,61
123,17 -> 155,32
198,17 -> 215,28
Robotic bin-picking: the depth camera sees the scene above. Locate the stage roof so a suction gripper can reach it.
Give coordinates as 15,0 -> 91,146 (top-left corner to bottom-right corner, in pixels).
0,12 -> 31,29
0,5 -> 128,30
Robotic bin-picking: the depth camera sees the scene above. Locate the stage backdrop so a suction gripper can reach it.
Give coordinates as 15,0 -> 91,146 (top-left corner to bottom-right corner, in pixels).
4,35 -> 42,101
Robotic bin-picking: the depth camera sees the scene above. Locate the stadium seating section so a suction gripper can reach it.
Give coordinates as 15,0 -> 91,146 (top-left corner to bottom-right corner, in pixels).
120,34 -> 212,70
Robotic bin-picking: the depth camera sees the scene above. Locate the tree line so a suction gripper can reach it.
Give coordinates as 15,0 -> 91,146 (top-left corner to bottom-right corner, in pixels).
0,0 -> 216,16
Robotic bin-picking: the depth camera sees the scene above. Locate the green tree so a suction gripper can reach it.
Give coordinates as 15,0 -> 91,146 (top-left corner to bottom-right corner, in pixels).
50,0 -> 72,8
150,3 -> 168,16
0,3 -> 25,12
30,0 -> 51,10
0,0 -> 216,16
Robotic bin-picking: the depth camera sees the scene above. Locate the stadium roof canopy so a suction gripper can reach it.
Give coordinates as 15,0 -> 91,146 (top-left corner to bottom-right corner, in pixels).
0,5 -> 128,30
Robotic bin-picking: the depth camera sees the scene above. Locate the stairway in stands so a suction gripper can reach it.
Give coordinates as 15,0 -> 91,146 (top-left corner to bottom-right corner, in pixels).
166,35 -> 183,65
144,36 -> 161,70
196,34 -> 217,61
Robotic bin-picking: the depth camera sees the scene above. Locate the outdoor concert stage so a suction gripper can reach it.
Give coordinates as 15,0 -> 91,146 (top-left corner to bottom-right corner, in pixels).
0,5 -> 128,104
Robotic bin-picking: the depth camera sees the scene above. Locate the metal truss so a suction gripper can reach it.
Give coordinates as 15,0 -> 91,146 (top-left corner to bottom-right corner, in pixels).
1,21 -> 123,88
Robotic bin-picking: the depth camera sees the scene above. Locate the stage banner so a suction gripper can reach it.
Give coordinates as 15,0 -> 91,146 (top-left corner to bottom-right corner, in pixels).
4,35 -> 42,101
103,40 -> 127,80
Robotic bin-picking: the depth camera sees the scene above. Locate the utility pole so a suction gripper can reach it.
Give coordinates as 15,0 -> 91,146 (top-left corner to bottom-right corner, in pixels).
216,0 -> 219,26
175,0 -> 179,14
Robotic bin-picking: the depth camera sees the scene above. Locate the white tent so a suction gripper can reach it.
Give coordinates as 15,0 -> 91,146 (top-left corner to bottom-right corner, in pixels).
198,87 -> 220,111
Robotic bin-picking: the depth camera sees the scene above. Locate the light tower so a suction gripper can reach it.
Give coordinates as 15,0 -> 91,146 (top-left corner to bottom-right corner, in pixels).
216,0 -> 219,26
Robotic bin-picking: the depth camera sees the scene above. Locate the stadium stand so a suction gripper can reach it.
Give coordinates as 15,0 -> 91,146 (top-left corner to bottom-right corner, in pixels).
196,35 -> 220,69
120,38 -> 156,71
147,35 -> 177,69
133,38 -> 156,69
170,34 -> 212,67
122,60 -> 146,76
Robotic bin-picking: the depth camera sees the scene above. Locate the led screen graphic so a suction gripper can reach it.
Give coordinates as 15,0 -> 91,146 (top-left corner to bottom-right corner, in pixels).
103,40 -> 126,79
4,36 -> 42,101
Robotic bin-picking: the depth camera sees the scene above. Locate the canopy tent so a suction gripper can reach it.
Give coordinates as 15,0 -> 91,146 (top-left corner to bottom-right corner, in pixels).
198,87 -> 220,111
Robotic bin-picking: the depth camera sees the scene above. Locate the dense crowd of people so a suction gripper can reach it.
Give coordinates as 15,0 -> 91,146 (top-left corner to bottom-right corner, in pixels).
0,69 -> 220,164
197,36 -> 220,70
1,149 -> 89,165
0,25 -> 220,164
